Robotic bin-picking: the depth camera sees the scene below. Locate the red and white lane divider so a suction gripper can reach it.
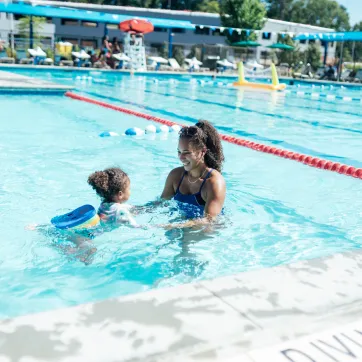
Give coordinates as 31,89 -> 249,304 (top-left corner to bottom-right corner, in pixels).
65,91 -> 362,180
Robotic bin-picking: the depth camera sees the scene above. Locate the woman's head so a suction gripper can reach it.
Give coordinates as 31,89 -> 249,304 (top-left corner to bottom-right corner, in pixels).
112,37 -> 118,44
88,167 -> 130,203
178,120 -> 224,172
102,35 -> 109,43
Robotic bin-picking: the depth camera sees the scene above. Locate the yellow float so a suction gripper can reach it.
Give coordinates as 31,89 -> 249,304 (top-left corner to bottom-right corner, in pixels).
233,62 -> 286,91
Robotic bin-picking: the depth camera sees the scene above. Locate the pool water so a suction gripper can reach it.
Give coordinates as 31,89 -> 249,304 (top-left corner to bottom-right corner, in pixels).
1,69 -> 362,319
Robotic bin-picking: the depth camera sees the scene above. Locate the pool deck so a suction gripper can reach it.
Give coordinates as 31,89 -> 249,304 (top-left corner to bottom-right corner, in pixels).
0,69 -> 74,93
2,248 -> 362,361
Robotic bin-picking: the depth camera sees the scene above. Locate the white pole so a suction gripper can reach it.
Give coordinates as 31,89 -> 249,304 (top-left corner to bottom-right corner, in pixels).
9,0 -> 15,52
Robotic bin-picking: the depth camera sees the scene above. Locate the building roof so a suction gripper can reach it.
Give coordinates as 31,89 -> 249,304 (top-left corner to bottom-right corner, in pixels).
266,18 -> 334,32
22,0 -> 338,30
0,1 -> 195,29
30,0 -> 221,18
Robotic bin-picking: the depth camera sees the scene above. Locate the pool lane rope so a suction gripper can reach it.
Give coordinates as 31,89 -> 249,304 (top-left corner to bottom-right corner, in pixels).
65,91 -> 362,180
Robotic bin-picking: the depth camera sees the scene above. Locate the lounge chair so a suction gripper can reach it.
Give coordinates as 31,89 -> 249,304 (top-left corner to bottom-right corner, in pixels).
41,58 -> 54,66
19,58 -> 34,65
293,65 -> 313,79
59,60 -> 74,67
169,58 -> 183,71
0,57 -> 15,64
28,47 -> 47,65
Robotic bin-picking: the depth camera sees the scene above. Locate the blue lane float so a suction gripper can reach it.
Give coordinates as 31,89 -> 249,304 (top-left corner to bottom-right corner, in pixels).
101,125 -> 182,138
125,127 -> 145,136
99,131 -> 119,137
156,125 -> 170,133
169,124 -> 181,133
145,125 -> 157,134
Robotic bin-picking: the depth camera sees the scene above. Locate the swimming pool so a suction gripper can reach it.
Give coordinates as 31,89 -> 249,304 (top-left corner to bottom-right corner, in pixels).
1,68 -> 362,319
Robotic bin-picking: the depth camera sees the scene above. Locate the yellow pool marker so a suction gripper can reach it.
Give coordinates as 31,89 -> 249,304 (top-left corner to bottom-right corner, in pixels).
233,62 -> 286,91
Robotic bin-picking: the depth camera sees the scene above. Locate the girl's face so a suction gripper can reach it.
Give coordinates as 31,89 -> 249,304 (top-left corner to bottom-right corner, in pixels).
112,181 -> 131,203
177,138 -> 205,172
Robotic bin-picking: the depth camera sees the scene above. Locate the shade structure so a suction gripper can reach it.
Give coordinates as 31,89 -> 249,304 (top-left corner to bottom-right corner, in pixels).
28,46 -> 46,57
0,2 -> 195,29
119,19 -> 154,34
294,32 -> 362,42
112,53 -> 131,61
267,43 -> 294,50
217,59 -> 236,68
232,41 -> 261,47
72,50 -> 91,59
148,56 -> 168,64
245,60 -> 264,69
185,57 -> 203,65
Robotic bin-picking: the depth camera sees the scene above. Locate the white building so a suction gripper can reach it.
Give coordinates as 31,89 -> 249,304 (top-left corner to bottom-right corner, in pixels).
258,19 -> 336,64
0,1 -> 336,63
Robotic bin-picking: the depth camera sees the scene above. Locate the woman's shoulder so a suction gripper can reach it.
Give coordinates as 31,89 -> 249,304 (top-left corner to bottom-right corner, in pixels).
206,169 -> 225,189
168,167 -> 184,178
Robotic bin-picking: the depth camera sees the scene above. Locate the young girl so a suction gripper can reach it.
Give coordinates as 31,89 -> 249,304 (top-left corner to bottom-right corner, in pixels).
88,167 -> 138,227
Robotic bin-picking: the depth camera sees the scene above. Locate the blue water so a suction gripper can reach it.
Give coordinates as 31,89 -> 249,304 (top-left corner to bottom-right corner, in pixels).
1,68 -> 362,319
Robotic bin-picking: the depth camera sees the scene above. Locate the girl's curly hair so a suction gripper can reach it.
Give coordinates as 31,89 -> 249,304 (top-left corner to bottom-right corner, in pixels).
88,167 -> 129,202
179,120 -> 224,172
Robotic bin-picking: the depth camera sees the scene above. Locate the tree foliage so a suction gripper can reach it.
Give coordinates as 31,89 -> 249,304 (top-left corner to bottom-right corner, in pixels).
196,0 -> 220,13
265,0 -> 350,31
219,0 -> 266,43
17,16 -> 47,41
304,43 -> 322,69
275,34 -> 303,66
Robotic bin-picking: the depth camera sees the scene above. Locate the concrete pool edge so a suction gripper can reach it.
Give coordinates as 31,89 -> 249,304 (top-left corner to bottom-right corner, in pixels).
0,69 -> 74,93
1,248 -> 362,361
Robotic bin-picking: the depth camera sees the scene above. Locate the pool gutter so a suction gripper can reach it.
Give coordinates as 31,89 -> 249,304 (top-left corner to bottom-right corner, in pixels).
1,63 -> 362,88
1,248 -> 362,361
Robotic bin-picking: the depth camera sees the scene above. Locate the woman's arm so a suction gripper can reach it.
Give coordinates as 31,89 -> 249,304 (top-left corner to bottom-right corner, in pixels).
161,168 -> 180,200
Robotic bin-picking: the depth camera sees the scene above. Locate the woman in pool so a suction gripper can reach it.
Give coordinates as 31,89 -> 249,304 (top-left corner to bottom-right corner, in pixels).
160,120 -> 226,227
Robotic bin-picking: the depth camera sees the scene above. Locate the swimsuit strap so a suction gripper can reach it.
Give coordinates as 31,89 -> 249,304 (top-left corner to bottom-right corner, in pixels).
176,171 -> 186,193
198,169 -> 213,193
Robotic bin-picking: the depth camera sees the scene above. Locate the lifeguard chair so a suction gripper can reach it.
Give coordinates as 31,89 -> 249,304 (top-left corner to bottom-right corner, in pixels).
119,19 -> 154,71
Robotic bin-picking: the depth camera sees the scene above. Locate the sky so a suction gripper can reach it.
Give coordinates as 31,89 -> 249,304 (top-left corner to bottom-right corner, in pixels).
337,0 -> 361,25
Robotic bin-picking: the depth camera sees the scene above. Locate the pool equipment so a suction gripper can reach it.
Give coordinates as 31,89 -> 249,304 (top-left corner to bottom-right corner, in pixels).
125,127 -> 145,136
156,125 -> 169,133
145,125 -> 157,134
170,124 -> 181,133
233,62 -> 286,91
51,205 -> 100,230
99,131 -> 119,137
66,92 -> 362,180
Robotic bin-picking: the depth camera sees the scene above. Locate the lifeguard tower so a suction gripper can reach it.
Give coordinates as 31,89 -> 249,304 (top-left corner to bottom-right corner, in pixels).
119,19 -> 154,71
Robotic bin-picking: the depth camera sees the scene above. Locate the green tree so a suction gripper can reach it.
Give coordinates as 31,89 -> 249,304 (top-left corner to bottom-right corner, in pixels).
266,0 -> 350,31
220,0 -> 266,43
275,33 -> 303,65
265,0 -> 295,21
173,45 -> 185,65
187,45 -> 202,60
17,16 -> 47,44
304,43 -> 322,70
197,0 -> 220,13
299,0 -> 349,31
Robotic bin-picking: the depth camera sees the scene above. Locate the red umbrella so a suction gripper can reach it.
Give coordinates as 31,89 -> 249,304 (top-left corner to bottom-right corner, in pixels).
119,19 -> 154,34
